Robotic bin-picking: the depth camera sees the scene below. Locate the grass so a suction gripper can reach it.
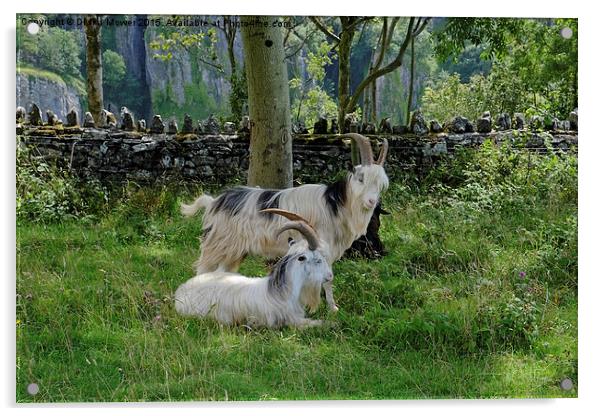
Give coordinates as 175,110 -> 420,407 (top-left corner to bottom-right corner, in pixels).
16,143 -> 578,402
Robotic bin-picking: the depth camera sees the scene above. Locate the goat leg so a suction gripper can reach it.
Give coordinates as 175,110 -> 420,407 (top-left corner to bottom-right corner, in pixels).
322,280 -> 339,312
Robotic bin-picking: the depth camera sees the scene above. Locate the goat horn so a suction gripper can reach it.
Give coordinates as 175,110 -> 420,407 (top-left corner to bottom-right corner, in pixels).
376,138 -> 388,166
341,133 -> 374,166
260,208 -> 315,229
276,221 -> 320,251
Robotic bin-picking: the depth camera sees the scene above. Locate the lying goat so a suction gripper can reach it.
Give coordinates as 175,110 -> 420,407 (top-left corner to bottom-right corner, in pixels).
182,133 -> 388,270
175,217 -> 332,328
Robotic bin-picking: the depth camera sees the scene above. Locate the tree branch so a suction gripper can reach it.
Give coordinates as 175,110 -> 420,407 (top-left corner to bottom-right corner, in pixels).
309,16 -> 340,42
346,17 -> 418,112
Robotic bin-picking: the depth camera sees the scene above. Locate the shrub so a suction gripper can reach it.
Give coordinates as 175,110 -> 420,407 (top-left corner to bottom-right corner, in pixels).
16,140 -> 108,223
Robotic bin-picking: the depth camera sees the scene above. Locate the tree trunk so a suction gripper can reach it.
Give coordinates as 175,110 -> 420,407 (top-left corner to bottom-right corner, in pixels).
241,16 -> 293,189
406,36 -> 415,124
84,16 -> 103,126
337,22 -> 358,164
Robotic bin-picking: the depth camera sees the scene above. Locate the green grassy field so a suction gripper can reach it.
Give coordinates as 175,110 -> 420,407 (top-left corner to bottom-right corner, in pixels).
16,142 -> 577,401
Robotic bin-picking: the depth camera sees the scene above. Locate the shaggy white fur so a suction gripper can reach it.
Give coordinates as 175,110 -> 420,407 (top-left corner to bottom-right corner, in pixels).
174,237 -> 333,328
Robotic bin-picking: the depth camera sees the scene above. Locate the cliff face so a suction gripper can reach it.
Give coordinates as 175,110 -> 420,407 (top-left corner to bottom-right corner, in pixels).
16,72 -> 83,121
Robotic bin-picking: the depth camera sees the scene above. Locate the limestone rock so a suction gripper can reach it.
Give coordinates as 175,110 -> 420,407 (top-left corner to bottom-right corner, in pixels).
83,112 -> 95,128
445,116 -> 470,134
16,106 -> 26,123
182,114 -> 194,134
120,111 -> 135,131
223,122 -> 236,134
28,104 -> 43,126
137,119 -> 146,132
410,109 -> 428,135
46,110 -> 60,126
202,114 -> 220,134
379,117 -> 392,134
513,113 -> 526,130
167,119 -> 178,134
239,116 -> 250,133
313,116 -> 328,134
102,110 -> 117,128
529,115 -> 544,131
569,109 -> 578,130
496,113 -> 511,131
429,120 -> 443,133
66,108 -> 78,127
476,111 -> 492,133
362,122 -> 376,135
293,121 -> 309,134
150,115 -> 165,134
344,113 -> 358,133
329,118 -> 339,134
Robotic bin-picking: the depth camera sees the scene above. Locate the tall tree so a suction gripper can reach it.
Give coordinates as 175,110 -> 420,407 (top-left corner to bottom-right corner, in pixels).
406,36 -> 415,124
241,15 -> 293,188
84,15 -> 104,126
311,16 -> 429,163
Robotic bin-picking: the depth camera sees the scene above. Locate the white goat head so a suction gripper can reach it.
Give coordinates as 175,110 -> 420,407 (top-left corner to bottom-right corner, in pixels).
344,133 -> 389,210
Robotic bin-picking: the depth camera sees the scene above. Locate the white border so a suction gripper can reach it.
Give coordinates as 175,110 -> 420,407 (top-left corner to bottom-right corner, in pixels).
3,1 -> 599,415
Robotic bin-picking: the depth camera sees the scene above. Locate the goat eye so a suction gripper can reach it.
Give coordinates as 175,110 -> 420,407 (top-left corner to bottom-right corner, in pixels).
298,256 -> 306,262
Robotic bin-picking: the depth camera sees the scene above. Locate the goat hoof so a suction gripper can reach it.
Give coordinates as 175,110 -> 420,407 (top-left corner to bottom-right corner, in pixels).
330,305 -> 339,313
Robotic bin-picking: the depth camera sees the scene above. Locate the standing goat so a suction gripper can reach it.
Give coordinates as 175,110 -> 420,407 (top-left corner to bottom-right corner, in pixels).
175,218 -> 332,328
182,133 -> 389,309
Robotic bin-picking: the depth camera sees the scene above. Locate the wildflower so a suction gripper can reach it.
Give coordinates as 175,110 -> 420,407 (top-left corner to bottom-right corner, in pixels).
519,271 -> 526,279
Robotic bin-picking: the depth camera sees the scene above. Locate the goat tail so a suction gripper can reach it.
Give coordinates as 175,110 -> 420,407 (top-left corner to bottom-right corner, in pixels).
181,194 -> 215,217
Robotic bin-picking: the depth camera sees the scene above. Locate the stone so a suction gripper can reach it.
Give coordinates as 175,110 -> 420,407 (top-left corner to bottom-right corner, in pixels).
569,109 -> 578,130
239,115 -> 250,133
560,120 -> 571,131
445,116 -> 470,134
465,120 -> 474,133
167,119 -> 178,134
137,119 -> 146,132
46,110 -> 59,126
28,104 -> 43,126
203,114 -> 220,134
223,122 -> 236,134
182,114 -> 194,134
429,120 -> 443,133
313,116 -> 328,134
392,125 -> 409,134
330,118 -> 339,134
410,109 -> 429,135
495,113 -> 511,131
513,113 -> 526,130
476,111 -> 492,133
379,117 -> 392,134
102,109 -> 117,128
344,113 -> 358,133
83,112 -> 96,128
66,108 -> 78,127
362,122 -> 376,135
16,106 -> 26,123
529,115 -> 545,131
150,115 -> 165,134
292,121 -> 309,134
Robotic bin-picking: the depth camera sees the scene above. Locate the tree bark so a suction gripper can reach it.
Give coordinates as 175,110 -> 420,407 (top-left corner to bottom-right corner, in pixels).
406,36 -> 415,124
241,16 -> 293,189
84,15 -> 104,126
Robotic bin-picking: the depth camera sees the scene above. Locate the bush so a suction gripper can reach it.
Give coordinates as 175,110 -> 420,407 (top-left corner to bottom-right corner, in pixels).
16,141 -> 108,223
